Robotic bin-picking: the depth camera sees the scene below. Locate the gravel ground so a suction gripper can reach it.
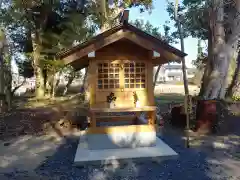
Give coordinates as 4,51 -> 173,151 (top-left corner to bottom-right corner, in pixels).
0,130 -> 239,180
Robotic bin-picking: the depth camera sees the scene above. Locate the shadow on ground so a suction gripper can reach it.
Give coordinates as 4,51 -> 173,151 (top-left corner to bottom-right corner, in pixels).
0,94 -> 88,142
216,101 -> 240,136
1,129 -> 239,179
31,132 -> 235,180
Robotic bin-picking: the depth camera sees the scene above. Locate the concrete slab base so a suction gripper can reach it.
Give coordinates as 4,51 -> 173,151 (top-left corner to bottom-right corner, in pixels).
74,135 -> 178,166
86,132 -> 156,150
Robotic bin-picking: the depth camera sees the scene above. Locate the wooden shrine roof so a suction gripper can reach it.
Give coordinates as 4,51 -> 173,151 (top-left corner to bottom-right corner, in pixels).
56,22 -> 187,70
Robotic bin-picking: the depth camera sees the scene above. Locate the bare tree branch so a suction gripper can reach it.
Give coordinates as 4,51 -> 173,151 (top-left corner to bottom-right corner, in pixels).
11,79 -> 26,95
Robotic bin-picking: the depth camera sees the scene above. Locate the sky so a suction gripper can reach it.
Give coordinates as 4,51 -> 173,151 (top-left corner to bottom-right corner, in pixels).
128,0 -> 198,68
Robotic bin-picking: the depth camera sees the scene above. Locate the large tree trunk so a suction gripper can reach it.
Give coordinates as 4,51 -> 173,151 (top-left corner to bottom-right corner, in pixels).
202,0 -> 228,99
45,72 -> 53,98
63,71 -> 75,96
195,0 -> 240,135
100,0 -> 108,32
0,56 -> 4,112
5,67 -> 12,110
199,23 -> 214,97
0,29 -> 7,112
0,30 -> 9,112
99,0 -> 123,32
31,31 -> 45,98
81,67 -> 88,92
203,0 -> 240,99
227,51 -> 240,97
80,67 -> 90,102
232,78 -> 240,98
53,71 -> 62,97
3,52 -> 13,111
51,71 -> 59,98
45,69 -> 62,98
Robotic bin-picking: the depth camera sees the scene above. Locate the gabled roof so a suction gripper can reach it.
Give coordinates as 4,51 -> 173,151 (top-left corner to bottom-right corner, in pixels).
56,22 -> 187,68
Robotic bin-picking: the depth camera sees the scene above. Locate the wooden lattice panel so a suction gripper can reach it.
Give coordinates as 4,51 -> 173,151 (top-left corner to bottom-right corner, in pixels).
97,62 -> 120,89
97,61 -> 146,90
124,62 -> 146,89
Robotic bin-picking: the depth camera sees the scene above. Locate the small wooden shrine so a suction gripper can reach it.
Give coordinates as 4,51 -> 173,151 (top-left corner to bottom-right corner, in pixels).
57,11 -> 187,164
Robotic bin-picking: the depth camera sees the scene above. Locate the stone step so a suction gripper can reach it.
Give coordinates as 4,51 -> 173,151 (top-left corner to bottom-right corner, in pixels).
74,136 -> 178,165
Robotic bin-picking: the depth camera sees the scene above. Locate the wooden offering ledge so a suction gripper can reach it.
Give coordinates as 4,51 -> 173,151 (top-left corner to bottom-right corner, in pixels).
88,106 -> 157,133
86,124 -> 156,134
90,106 -> 156,113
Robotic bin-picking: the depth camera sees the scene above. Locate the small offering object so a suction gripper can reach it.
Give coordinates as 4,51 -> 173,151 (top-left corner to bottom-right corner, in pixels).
133,91 -> 140,107
107,92 -> 117,108
136,100 -> 141,108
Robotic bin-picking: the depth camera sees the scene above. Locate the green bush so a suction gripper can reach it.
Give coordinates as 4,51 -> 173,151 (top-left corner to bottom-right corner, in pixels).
232,95 -> 240,101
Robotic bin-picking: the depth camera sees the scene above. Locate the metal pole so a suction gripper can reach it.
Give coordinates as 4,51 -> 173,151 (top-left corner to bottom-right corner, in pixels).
175,9 -> 190,148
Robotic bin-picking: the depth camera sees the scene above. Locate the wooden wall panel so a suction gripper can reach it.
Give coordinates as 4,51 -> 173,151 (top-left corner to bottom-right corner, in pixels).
94,90 -> 148,108
95,40 -> 150,61
92,40 -> 153,108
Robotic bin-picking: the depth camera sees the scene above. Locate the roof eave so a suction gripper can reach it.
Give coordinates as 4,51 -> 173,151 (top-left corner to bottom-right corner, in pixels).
56,24 -> 125,59
56,22 -> 187,61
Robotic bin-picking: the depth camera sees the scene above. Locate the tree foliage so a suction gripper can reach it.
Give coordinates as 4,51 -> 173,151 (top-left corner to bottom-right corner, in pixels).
0,0 -> 99,98
0,0 -> 97,69
166,0 -> 209,41
131,19 -> 175,43
192,40 -> 207,68
97,0 -> 153,31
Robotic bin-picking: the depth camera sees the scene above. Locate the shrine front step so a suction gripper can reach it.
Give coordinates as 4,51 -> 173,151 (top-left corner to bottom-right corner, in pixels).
86,131 -> 156,150
74,136 -> 178,166
83,124 -> 157,149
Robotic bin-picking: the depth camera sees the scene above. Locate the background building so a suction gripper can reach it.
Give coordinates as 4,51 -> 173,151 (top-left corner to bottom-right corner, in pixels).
154,64 -> 196,83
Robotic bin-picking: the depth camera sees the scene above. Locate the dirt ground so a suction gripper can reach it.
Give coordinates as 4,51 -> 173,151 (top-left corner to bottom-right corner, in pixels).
0,93 -> 88,142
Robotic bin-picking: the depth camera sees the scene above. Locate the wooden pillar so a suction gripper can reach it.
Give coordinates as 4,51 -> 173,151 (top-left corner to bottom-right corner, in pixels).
88,60 -> 97,107
147,62 -> 154,106
90,112 -> 96,128
147,111 -> 156,125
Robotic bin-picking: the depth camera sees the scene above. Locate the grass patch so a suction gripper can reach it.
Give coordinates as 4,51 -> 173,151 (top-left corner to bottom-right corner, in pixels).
155,93 -> 184,105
